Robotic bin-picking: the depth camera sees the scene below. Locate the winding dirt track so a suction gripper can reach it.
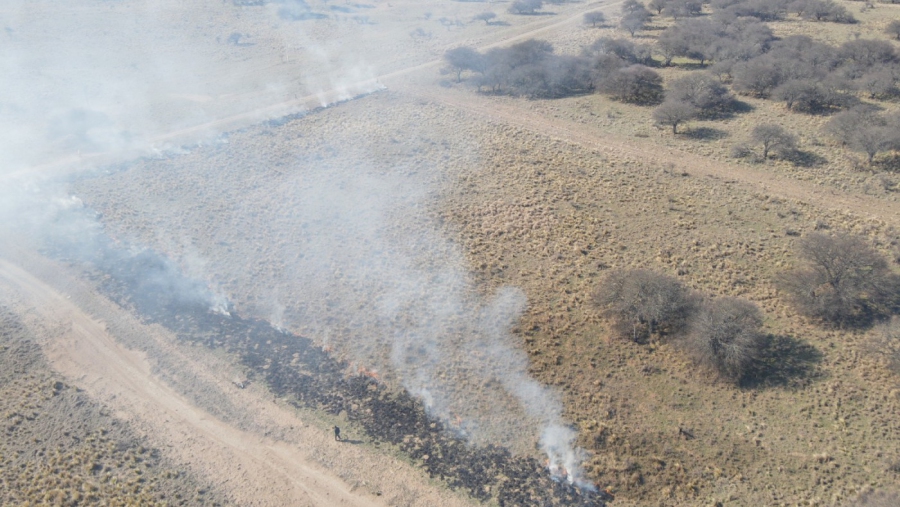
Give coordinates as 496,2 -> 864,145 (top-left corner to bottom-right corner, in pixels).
393,84 -> 900,227
0,256 -> 386,507
4,1 -> 898,504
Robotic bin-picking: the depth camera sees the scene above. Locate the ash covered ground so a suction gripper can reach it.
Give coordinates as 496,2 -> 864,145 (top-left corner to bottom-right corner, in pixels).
71,92 -> 566,456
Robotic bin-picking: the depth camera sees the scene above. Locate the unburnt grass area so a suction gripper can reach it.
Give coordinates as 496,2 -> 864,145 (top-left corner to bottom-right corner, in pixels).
0,306 -> 228,506
443,0 -> 900,200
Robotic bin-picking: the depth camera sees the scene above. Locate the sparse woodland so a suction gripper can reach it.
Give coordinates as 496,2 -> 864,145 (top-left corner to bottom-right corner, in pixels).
448,0 -> 900,166
438,0 -> 900,503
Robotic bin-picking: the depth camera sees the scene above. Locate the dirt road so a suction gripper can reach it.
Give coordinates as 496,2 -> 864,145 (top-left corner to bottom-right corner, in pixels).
0,250 -> 476,507
392,84 -> 900,227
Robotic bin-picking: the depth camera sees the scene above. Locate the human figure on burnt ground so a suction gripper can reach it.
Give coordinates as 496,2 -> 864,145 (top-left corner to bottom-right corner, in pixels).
333,426 -> 341,441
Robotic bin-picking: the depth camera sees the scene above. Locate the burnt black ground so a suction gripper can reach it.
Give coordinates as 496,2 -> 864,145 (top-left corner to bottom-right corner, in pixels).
45,228 -> 608,506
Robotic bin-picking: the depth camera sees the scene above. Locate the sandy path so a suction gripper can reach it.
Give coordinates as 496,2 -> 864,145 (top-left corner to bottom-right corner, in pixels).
0,257 -> 383,507
0,249 -> 477,507
394,83 -> 900,227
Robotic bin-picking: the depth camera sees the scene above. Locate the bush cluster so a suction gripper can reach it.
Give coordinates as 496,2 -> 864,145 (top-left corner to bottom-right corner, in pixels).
594,269 -> 764,382
652,0 -> 896,111
778,233 -> 900,326
445,38 -> 664,102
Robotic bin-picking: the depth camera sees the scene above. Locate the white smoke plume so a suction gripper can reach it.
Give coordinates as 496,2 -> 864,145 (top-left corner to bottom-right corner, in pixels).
1,0 -> 590,485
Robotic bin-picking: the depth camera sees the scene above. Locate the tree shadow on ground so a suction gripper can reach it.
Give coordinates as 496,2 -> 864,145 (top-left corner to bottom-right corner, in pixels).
683,126 -> 728,141
783,149 -> 828,167
740,334 -> 823,389
697,99 -> 755,121
875,153 -> 900,173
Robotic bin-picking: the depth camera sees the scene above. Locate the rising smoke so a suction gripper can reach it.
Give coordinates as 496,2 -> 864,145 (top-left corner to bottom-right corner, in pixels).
1,0 -> 588,485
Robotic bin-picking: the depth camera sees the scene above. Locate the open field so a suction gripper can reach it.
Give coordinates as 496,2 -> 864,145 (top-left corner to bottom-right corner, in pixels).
4,0 -> 900,505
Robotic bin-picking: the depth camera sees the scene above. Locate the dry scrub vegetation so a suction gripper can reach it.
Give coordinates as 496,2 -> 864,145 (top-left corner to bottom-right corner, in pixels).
72,87 -> 900,505
61,0 -> 900,505
0,306 -> 226,506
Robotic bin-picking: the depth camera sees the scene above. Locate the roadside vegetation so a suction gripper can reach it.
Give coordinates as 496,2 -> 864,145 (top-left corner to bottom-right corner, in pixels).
446,0 -> 900,167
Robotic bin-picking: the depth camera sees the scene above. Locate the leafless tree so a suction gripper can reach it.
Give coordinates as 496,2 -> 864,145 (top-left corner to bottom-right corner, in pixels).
778,233 -> 900,326
751,123 -> 797,159
826,106 -> 900,164
594,269 -> 696,342
653,100 -> 697,134
583,11 -> 606,27
685,297 -> 764,382
444,47 -> 484,82
620,12 -> 648,37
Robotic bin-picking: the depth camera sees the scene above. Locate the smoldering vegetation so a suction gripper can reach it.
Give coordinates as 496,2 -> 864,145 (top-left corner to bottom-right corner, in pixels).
4,0 -> 598,494
32,213 -> 607,506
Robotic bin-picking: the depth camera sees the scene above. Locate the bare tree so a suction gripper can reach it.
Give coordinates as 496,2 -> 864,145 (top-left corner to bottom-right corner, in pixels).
751,123 -> 797,159
778,233 -> 900,326
620,12 -> 648,37
621,0 -> 652,16
652,100 -> 697,134
826,106 -> 900,164
594,269 -> 696,342
444,47 -> 484,82
472,12 -> 497,25
649,0 -> 668,14
583,11 -> 606,27
685,297 -> 764,382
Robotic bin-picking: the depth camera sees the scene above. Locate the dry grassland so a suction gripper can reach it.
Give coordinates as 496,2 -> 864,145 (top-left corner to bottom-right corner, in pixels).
0,307 -> 226,506
21,0 -> 900,505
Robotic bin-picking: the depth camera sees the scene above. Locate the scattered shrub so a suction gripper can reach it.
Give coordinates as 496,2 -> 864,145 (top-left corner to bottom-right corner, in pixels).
751,123 -> 797,158
509,0 -> 543,14
887,20 -> 900,41
594,269 -> 696,342
869,317 -> 900,374
844,490 -> 900,507
730,142 -> 755,159
599,65 -> 664,104
685,297 -> 764,382
472,12 -> 497,25
778,233 -> 900,326
667,72 -> 735,117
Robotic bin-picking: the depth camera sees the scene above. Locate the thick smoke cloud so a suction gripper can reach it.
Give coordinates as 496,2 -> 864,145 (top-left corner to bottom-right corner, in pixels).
1,0 -> 588,485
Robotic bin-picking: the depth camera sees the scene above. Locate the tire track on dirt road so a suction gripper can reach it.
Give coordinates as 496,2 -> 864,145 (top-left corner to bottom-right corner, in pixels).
0,250 -> 480,507
396,84 -> 900,228
0,257 -> 384,507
